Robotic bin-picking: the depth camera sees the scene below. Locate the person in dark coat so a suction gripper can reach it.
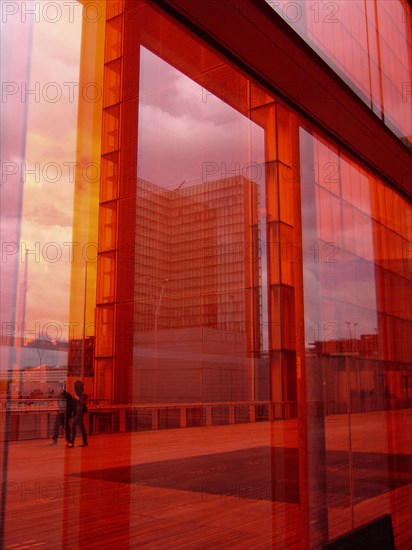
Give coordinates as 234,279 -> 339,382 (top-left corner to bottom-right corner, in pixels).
67,380 -> 88,447
51,383 -> 73,445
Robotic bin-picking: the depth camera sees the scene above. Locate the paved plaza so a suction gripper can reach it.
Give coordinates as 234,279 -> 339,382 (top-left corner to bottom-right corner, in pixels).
2,410 -> 412,549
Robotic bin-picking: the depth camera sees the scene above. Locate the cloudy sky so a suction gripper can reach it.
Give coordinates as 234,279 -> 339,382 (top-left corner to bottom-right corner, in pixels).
138,46 -> 265,188
1,3 -> 82,349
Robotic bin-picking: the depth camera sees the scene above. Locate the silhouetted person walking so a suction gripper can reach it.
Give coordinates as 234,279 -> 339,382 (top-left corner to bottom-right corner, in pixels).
51,383 -> 73,445
67,380 -> 88,447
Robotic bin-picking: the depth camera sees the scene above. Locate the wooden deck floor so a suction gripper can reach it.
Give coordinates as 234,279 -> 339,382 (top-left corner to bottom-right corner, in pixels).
2,410 -> 412,549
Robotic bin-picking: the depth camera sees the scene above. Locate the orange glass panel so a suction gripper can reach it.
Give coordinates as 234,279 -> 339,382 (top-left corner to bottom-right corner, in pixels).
96,253 -> 116,303
103,58 -> 122,108
106,0 -> 124,19
101,104 -> 120,154
95,305 -> 114,357
1,2 -> 103,549
104,14 -> 123,62
100,152 -> 119,202
267,221 -> 281,285
94,358 -> 113,400
279,222 -> 295,286
98,201 -> 117,251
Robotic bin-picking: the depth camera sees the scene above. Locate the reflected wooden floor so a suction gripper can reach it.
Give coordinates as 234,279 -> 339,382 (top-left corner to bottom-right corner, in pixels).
3,410 -> 412,549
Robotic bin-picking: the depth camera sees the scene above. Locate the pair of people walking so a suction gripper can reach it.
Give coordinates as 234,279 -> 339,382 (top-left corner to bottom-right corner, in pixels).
51,380 -> 88,447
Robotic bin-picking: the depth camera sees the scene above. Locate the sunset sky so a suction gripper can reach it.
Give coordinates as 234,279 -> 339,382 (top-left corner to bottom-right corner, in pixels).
1,3 -> 82,347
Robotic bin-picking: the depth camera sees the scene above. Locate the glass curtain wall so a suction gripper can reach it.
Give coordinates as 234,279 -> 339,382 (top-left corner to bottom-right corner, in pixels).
1,0 -> 411,549
266,0 -> 412,144
1,1 -> 104,549
95,1 -> 303,546
300,128 -> 412,545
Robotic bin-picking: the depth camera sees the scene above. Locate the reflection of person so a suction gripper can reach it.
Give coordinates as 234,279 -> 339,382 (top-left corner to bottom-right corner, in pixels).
67,380 -> 88,448
51,383 -> 73,445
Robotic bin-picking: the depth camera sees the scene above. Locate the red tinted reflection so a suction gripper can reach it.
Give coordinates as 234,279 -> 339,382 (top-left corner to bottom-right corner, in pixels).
1,1 -> 411,549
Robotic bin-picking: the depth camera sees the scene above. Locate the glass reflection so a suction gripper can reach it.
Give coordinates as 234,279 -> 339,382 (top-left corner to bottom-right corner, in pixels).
300,128 -> 412,543
133,46 -> 266,404
1,1 -> 410,549
266,0 -> 412,145
1,3 -> 83,549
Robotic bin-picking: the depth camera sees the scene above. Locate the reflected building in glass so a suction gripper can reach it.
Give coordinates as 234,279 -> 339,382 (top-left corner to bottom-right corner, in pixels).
98,174 -> 263,404
1,0 -> 411,549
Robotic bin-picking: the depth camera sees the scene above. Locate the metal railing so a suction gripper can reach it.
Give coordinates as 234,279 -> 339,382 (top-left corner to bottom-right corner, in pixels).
0,399 -> 298,441
2,397 -> 409,442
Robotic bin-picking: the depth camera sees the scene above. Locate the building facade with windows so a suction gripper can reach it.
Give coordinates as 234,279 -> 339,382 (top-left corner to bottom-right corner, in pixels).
1,1 -> 411,548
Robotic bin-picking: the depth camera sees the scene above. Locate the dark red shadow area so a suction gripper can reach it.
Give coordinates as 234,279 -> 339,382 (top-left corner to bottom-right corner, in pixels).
71,447 -> 412,508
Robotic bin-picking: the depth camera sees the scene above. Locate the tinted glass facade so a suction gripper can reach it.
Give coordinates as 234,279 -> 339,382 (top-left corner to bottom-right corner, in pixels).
266,0 -> 412,144
1,1 -> 411,548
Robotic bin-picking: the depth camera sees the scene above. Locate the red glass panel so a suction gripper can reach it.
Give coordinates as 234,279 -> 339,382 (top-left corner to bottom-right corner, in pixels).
300,128 -> 412,547
267,0 -> 412,143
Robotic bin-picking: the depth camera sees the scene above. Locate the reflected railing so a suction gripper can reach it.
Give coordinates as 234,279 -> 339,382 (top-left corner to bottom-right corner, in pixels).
3,395 -> 412,442
2,400 -> 298,441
